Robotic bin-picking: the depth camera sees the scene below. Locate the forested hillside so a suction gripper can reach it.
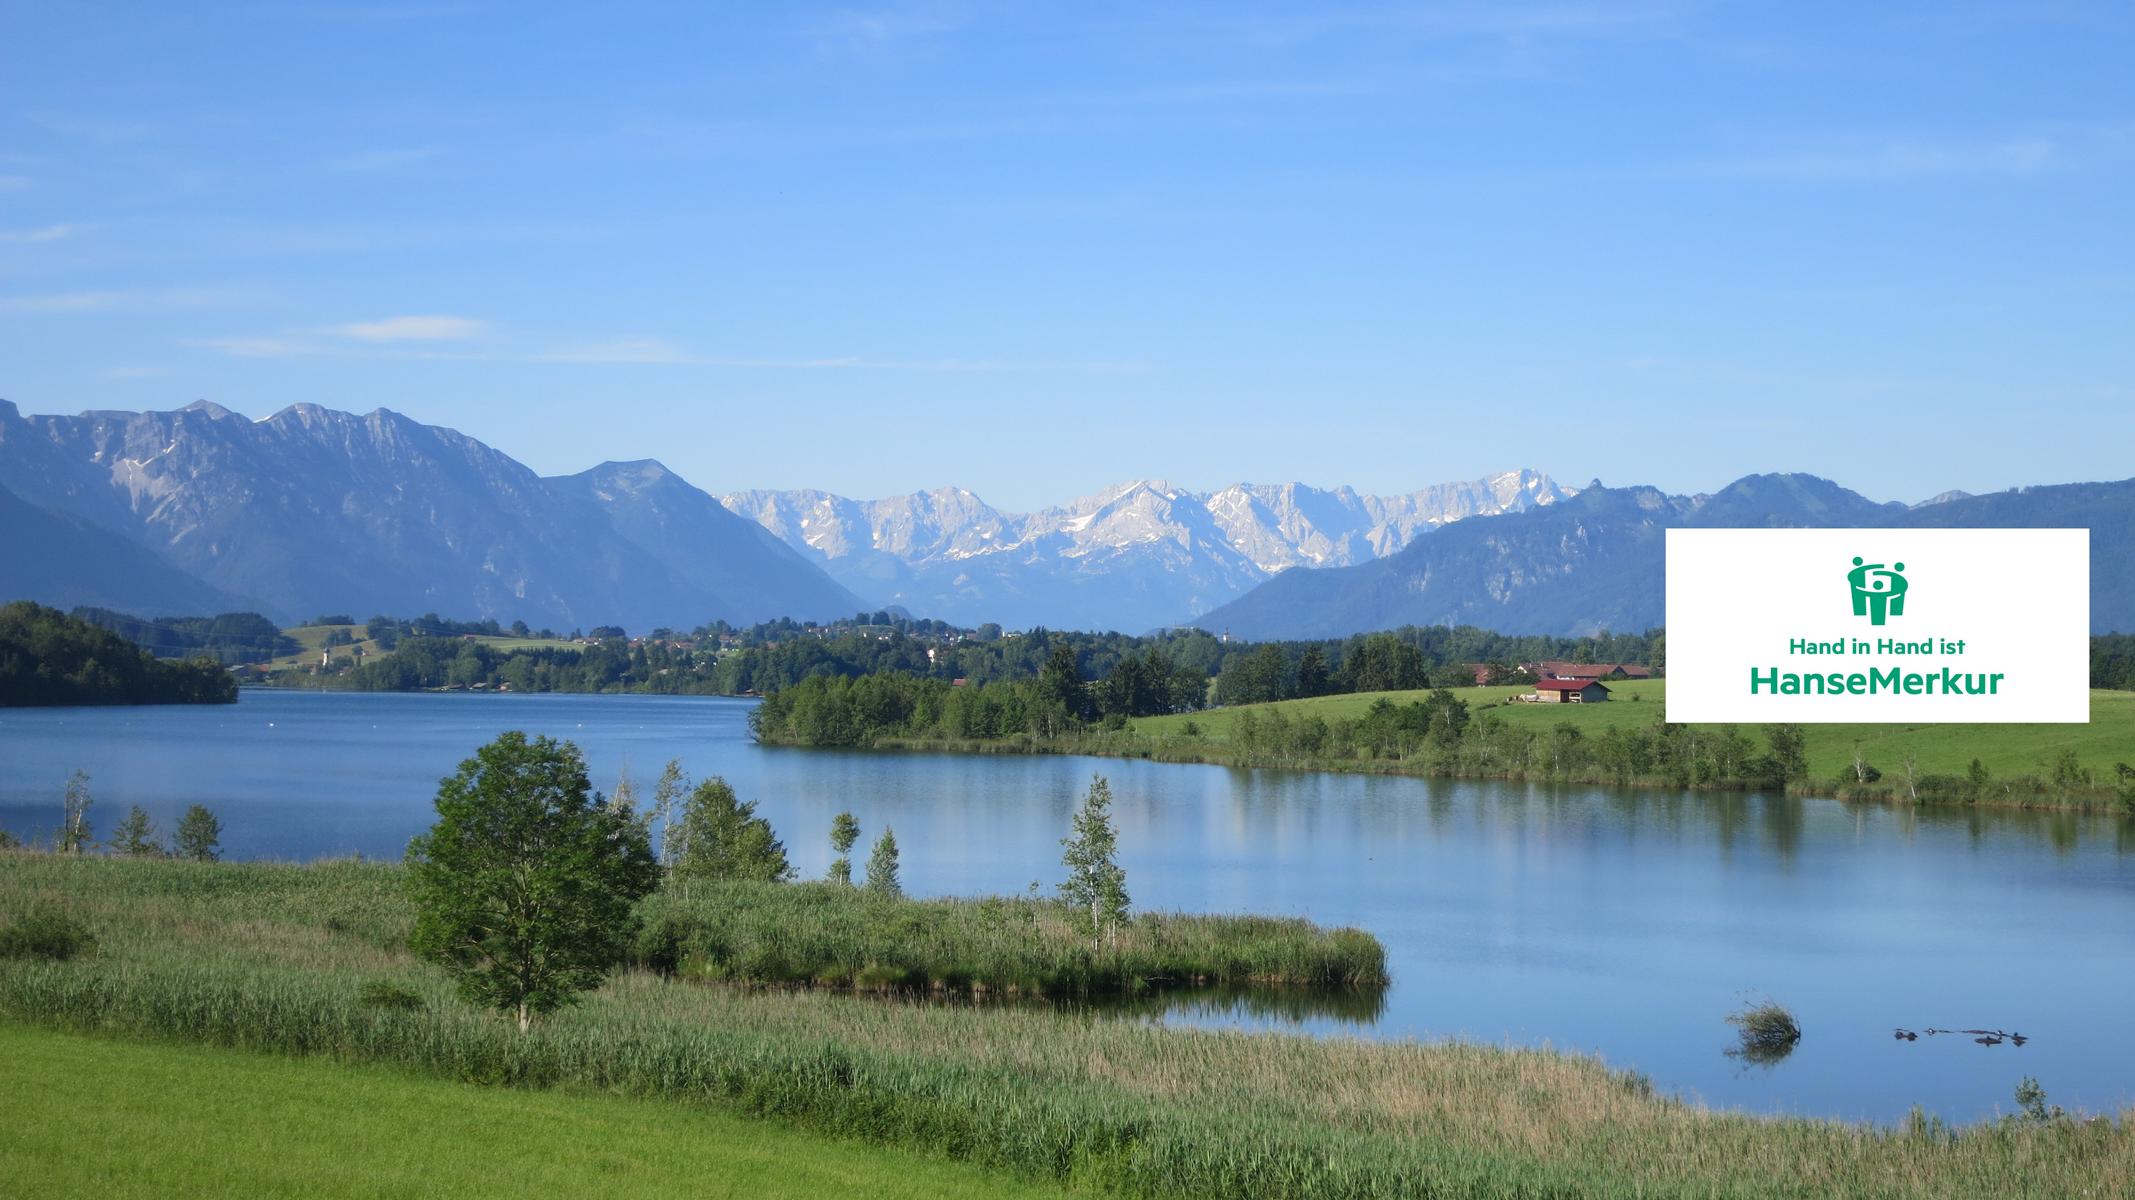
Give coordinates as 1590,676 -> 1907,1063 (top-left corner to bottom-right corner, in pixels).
0,602 -> 237,706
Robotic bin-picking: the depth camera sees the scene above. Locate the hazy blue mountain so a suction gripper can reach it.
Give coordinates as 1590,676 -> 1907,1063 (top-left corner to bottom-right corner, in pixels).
1196,473 -> 2135,638
1897,479 -> 2135,631
0,479 -> 252,618
546,459 -> 865,626
722,470 -> 1574,631
0,400 -> 862,630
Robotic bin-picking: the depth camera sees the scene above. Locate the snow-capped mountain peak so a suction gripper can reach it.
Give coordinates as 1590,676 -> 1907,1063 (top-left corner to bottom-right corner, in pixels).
719,470 -> 1572,631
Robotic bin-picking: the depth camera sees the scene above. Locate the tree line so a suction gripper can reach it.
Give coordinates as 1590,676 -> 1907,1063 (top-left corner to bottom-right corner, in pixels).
743,632 -> 1600,747
299,620 -> 1668,701
71,607 -> 297,665
2092,634 -> 2135,691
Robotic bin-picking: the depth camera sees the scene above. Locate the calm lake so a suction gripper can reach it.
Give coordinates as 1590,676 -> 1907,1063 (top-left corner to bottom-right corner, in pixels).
4,689 -> 2132,1123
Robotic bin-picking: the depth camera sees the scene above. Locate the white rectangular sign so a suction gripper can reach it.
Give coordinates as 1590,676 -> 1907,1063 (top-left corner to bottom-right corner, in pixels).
1665,528 -> 2089,724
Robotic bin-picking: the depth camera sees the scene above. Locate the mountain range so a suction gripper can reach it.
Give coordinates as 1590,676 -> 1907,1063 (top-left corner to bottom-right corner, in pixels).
718,471 -> 1574,631
0,400 -> 862,630
4,399 -> 2129,638
1197,473 -> 2135,638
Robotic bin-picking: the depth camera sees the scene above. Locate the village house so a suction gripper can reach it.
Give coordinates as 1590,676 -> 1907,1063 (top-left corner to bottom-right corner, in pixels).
1529,678 -> 1611,704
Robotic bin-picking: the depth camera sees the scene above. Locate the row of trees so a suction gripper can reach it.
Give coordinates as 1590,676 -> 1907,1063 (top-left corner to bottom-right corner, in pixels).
749,641 -> 1531,748
0,768 -> 224,859
405,733 -> 1132,1029
293,615 -> 1670,702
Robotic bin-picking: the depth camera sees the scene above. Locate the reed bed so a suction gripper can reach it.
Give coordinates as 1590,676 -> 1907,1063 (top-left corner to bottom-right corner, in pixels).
636,881 -> 1387,994
3,852 -> 2129,1199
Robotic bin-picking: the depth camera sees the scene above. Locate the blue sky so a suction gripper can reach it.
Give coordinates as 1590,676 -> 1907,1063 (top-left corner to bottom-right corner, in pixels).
2,2 -> 2130,510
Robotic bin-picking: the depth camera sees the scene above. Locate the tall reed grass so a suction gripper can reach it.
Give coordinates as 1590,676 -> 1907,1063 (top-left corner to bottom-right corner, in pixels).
635,881 -> 1387,994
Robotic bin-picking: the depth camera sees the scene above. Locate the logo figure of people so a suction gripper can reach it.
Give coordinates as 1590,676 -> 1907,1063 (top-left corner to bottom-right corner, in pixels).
1848,557 -> 1908,625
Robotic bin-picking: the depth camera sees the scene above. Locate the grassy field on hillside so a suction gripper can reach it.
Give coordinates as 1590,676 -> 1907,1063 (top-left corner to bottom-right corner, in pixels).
1128,680 -> 2135,795
4,852 -> 2130,1199
0,1022 -> 1064,1200
267,623 -> 582,672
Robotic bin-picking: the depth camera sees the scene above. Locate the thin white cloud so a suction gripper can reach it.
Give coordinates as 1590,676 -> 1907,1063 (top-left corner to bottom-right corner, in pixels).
322,147 -> 444,173
29,111 -> 151,142
180,336 -> 318,358
331,314 -> 489,341
534,336 -> 696,364
535,337 -> 1146,372
1696,138 -> 2058,182
0,286 -> 249,313
241,2 -> 482,21
801,6 -> 968,45
190,324 -> 1144,371
0,223 -> 75,243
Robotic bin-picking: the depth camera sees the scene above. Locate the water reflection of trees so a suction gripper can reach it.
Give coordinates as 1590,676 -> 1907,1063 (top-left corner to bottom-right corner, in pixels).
1725,1037 -> 1799,1068
1217,766 -> 2132,861
905,983 -> 1391,1027
1113,983 -> 1391,1027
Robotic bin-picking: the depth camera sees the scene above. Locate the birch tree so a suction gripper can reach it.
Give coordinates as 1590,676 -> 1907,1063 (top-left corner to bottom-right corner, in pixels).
1060,774 -> 1130,951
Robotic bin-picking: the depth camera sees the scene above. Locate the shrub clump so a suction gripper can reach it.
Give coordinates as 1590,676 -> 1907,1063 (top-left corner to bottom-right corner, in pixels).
1727,999 -> 1802,1063
0,908 -> 97,961
358,980 -> 425,1011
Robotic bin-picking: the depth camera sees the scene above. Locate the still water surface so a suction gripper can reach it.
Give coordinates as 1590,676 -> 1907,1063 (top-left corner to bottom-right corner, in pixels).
4,689 -> 2132,1123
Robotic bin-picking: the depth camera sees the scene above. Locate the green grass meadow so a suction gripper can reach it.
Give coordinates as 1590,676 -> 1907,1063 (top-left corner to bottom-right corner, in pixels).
1130,679 -> 2135,786
269,623 -> 582,672
0,1022 -> 1066,1200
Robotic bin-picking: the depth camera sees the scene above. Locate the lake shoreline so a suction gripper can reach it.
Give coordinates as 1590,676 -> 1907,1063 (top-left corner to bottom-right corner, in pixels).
762,729 -> 2135,815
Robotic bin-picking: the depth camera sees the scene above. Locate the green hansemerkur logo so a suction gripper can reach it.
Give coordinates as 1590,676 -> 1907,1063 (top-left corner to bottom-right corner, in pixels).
1848,557 -> 1908,626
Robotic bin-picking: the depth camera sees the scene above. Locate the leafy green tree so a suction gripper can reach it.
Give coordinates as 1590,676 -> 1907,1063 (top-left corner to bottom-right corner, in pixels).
58,770 -> 92,854
1037,642 -> 1088,725
2046,747 -> 2091,790
828,811 -> 860,885
1059,774 -> 1130,950
1295,645 -> 1331,698
108,805 -> 163,857
864,827 -> 903,897
1764,724 -> 1809,782
173,805 -> 222,861
670,777 -> 792,884
405,732 -> 660,1030
1968,758 -> 1993,790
